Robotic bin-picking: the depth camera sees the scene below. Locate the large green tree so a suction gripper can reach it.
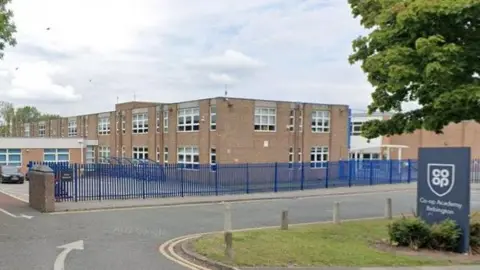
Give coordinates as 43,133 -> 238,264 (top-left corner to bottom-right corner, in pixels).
348,0 -> 480,139
0,0 -> 16,58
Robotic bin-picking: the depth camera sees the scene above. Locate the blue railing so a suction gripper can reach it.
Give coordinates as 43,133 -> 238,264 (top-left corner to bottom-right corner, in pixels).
25,159 -> 480,202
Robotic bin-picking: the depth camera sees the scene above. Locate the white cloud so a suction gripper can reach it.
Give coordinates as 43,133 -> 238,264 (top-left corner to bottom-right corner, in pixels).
0,0 -> 376,115
1,61 -> 81,103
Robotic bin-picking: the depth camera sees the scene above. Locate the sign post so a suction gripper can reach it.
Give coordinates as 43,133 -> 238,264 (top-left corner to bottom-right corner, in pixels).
417,147 -> 471,253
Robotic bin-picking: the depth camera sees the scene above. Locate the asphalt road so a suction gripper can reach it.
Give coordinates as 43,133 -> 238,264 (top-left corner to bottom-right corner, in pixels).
1,189 -> 479,270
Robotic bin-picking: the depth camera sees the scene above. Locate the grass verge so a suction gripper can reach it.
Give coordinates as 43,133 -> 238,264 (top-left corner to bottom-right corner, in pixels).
193,218 -> 478,267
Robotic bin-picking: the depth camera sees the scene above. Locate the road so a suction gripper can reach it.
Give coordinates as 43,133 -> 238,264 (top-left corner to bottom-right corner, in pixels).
1,183 -> 479,270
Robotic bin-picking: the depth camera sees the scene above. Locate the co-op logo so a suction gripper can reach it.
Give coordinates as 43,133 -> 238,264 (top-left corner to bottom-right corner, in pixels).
427,163 -> 455,197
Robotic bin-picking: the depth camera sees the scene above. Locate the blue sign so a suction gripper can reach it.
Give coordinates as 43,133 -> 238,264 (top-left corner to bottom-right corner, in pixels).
417,147 -> 471,253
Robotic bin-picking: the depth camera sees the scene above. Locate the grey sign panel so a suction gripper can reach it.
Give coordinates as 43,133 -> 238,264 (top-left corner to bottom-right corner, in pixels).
417,147 -> 471,253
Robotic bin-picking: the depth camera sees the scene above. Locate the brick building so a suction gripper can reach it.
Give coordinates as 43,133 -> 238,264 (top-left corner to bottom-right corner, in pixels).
10,97 -> 350,167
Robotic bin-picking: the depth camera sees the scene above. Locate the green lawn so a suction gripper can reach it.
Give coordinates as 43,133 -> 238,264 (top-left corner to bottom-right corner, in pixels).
193,218 -> 476,267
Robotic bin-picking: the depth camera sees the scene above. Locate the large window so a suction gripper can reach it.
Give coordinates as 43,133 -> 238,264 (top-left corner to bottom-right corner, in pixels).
310,146 -> 329,168
254,107 -> 276,131
68,119 -> 77,137
24,124 -> 30,137
177,107 -> 200,132
98,146 -> 110,163
132,146 -> 149,160
210,148 -> 217,171
86,146 -> 95,164
132,113 -> 148,134
210,106 -> 217,130
311,111 -> 330,133
177,146 -> 199,169
98,117 -> 110,135
44,149 -> 70,163
351,121 -> 362,136
0,149 -> 22,167
38,122 -> 46,137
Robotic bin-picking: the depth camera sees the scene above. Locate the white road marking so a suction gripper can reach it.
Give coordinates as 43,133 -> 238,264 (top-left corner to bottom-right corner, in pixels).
54,240 -> 84,270
0,208 -> 33,219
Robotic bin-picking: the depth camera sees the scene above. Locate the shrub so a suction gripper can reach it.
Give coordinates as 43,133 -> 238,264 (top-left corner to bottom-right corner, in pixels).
388,217 -> 431,249
429,219 -> 461,251
470,222 -> 480,253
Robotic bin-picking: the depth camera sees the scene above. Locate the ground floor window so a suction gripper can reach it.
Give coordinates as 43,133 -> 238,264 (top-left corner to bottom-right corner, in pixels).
0,149 -> 22,167
132,146 -> 148,160
210,148 -> 216,171
177,146 -> 199,169
310,146 -> 328,168
98,146 -> 111,163
44,149 -> 69,163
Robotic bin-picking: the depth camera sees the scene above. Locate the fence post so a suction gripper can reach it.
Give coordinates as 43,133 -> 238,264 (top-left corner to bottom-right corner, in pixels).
281,209 -> 289,230
348,160 -> 352,187
333,201 -> 340,224
325,162 -> 329,188
300,162 -> 305,190
142,165 -> 146,199
274,162 -> 278,192
385,198 -> 393,220
245,163 -> 250,194
180,165 -> 185,197
74,163 -> 78,202
98,164 -> 102,201
369,160 -> 374,185
407,159 -> 412,183
215,163 -> 219,196
389,159 -> 393,184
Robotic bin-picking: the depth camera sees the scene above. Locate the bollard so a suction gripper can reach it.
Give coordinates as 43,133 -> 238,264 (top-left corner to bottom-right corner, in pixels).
224,203 -> 232,231
333,201 -> 340,224
224,231 -> 234,260
281,209 -> 289,230
385,198 -> 393,220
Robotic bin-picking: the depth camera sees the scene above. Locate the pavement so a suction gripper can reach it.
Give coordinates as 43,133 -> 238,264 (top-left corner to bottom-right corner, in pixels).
1,182 -> 480,270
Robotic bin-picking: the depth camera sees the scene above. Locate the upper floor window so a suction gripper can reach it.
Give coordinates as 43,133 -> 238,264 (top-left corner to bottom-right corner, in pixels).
156,110 -> 161,133
310,146 -> 329,168
210,106 -> 217,130
351,121 -> 362,136
254,107 -> 276,131
38,122 -> 46,137
98,117 -> 111,135
311,111 -> 330,133
163,110 -> 168,133
24,124 -> 30,137
132,113 -> 148,134
68,119 -> 77,137
177,107 -> 200,132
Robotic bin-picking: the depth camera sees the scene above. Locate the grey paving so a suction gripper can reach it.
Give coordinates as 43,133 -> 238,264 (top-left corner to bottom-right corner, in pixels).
1,188 -> 480,270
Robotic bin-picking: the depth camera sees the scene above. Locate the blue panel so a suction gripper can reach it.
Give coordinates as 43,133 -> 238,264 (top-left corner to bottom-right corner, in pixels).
8,149 -> 21,154
57,154 -> 69,161
44,154 -> 56,161
0,149 -> 6,154
0,155 -> 6,162
8,154 -> 21,162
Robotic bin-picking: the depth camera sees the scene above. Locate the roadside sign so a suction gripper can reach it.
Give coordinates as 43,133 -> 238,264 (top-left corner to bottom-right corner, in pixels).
417,147 -> 471,253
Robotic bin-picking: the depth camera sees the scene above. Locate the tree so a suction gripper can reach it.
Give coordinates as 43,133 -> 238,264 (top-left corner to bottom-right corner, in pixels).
348,0 -> 480,139
0,0 -> 16,59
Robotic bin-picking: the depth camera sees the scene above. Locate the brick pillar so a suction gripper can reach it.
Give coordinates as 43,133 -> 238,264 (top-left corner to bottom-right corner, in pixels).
28,165 -> 55,212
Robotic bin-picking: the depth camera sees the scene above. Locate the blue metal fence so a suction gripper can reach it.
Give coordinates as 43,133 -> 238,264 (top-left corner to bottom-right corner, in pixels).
25,159 -> 480,202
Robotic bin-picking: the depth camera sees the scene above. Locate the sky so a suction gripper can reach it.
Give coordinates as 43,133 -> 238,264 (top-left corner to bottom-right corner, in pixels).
0,0 -> 377,116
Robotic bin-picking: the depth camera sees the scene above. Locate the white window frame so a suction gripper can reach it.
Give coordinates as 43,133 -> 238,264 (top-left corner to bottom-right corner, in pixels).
86,146 -> 95,164
288,110 -> 295,132
164,146 -> 169,164
311,111 -> 330,133
98,117 -> 111,135
177,107 -> 200,132
288,147 -> 302,169
132,113 -> 149,134
310,146 -> 329,168
0,149 -> 22,167
68,119 -> 77,137
351,121 -> 362,136
132,146 -> 149,160
43,149 -> 70,163
98,146 -> 110,163
38,122 -> 46,137
210,105 -> 216,131
177,146 -> 199,170
156,146 -> 160,162
163,110 -> 168,133
24,124 -> 30,137
254,107 -> 276,132
156,110 -> 160,133
210,147 -> 217,171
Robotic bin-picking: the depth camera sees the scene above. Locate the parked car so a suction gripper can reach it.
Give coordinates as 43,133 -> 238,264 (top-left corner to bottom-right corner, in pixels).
0,165 -> 25,184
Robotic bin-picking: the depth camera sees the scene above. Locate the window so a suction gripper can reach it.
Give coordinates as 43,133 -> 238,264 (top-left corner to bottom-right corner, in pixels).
156,110 -> 161,133
68,119 -> 77,137
132,146 -> 149,160
311,111 -> 330,133
132,113 -> 148,134
24,124 -> 30,137
210,148 -> 217,171
44,149 -> 69,163
351,121 -> 362,136
121,113 -> 126,134
163,110 -> 168,133
98,117 -> 110,135
310,146 -> 329,168
210,106 -> 216,130
298,110 -> 303,131
177,107 -> 200,132
86,146 -> 95,164
288,110 -> 295,131
288,147 -> 302,169
0,149 -> 22,167
163,147 -> 168,164
85,115 -> 89,136
254,107 -> 276,131
98,146 -> 110,163
121,146 -> 126,158
177,146 -> 199,169
38,122 -> 46,137
156,146 -> 160,162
